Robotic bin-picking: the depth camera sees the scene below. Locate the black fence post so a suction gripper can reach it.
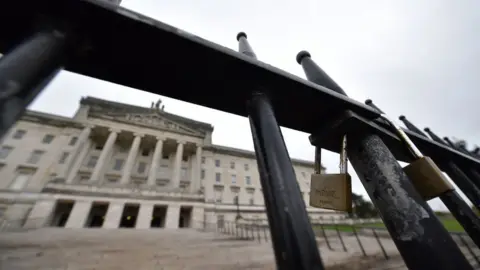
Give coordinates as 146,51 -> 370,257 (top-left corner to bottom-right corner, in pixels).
257,224 -> 262,243
372,228 -> 389,260
0,30 -> 68,139
363,106 -> 480,249
263,226 -> 268,242
320,223 -> 333,251
351,223 -> 367,257
238,33 -> 324,270
297,51 -> 473,270
333,218 -> 347,252
418,127 -> 480,209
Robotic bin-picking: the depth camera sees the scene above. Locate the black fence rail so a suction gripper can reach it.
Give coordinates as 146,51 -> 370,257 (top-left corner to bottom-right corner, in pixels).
194,220 -> 270,243
1,1 -> 480,269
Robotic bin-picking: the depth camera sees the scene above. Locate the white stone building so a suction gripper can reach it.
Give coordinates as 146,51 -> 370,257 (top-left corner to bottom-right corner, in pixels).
0,97 -> 340,230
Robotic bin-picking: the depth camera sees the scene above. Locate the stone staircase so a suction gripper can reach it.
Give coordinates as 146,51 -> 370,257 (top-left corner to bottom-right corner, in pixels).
0,227 -> 478,269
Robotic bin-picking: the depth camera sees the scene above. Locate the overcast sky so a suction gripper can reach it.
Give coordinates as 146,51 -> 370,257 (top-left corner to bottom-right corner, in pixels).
29,0 -> 480,211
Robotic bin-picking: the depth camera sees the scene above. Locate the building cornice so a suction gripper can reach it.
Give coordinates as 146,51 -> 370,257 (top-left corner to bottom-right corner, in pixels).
81,96 -> 214,132
21,110 -> 83,129
204,144 -> 320,168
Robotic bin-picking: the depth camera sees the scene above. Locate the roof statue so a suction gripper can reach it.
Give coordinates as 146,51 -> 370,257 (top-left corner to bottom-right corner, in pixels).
151,99 -> 165,111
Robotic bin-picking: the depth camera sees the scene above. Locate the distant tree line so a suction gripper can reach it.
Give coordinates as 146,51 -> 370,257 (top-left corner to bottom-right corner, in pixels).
350,193 -> 379,218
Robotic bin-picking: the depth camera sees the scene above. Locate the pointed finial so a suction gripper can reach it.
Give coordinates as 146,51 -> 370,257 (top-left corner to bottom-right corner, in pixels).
397,115 -> 427,137
296,51 -> 347,96
364,99 -> 385,114
296,50 -> 311,64
423,127 -> 446,145
236,32 -> 257,59
443,137 -> 455,148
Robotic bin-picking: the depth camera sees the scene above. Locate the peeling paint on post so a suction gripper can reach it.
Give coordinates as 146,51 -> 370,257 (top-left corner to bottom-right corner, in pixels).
347,133 -> 472,269
298,52 -> 473,270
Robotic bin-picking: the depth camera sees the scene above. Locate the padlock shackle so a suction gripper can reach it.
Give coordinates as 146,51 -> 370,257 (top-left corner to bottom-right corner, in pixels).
339,135 -> 348,174
380,114 -> 424,159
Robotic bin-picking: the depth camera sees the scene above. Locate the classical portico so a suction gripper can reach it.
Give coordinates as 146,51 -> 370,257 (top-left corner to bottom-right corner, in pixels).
61,126 -> 204,193
0,96 -> 334,231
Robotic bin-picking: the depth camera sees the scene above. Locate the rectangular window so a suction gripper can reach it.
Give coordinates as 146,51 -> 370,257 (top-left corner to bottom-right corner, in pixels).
181,167 -> 187,178
0,146 -> 13,159
107,177 -> 118,183
215,159 -> 220,167
201,169 -> 205,179
182,155 -> 188,162
69,137 -> 78,146
137,162 -> 147,174
157,164 -> 168,175
233,196 -> 239,205
141,149 -> 150,156
26,150 -> 44,164
162,154 -> 169,159
113,159 -> 124,171
245,176 -> 251,185
231,174 -> 237,184
12,129 -> 26,139
79,176 -> 89,182
95,144 -> 103,150
215,172 -> 221,183
201,157 -> 206,164
10,173 -> 31,190
244,163 -> 249,171
215,193 -> 223,203
58,152 -> 69,164
249,198 -> 254,205
230,161 -> 235,169
87,156 -> 98,168
42,134 -> 55,144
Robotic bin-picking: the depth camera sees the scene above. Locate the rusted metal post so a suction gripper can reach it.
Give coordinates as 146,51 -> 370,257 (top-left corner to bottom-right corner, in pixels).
363,104 -> 480,248
298,51 -> 473,270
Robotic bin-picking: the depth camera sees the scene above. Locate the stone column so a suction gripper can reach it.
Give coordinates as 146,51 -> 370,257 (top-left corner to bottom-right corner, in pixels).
191,207 -> 204,229
3,203 -> 33,228
165,204 -> 180,229
191,145 -> 202,193
147,137 -> 164,186
65,201 -> 92,228
59,125 -> 93,181
89,129 -> 119,183
23,200 -> 56,229
171,140 -> 185,188
66,140 -> 92,183
120,133 -> 143,184
103,202 -> 124,229
135,204 -> 154,229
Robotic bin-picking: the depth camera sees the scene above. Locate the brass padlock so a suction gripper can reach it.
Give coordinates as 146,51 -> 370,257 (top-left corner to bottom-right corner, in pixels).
310,136 -> 352,212
380,114 -> 454,200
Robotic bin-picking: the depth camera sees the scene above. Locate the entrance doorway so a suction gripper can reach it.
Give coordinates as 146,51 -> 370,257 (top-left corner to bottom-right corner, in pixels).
119,204 -> 139,228
179,206 -> 192,228
151,205 -> 167,228
50,201 -> 74,227
85,203 -> 108,228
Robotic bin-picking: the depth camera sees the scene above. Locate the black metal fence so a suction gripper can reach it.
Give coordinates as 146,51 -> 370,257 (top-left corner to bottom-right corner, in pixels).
2,1 -> 480,269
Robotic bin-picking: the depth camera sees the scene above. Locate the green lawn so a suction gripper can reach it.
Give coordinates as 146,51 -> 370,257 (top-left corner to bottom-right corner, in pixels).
314,218 -> 464,233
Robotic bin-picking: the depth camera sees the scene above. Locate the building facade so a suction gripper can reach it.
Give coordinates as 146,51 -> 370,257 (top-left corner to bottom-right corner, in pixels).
0,97 -> 341,230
